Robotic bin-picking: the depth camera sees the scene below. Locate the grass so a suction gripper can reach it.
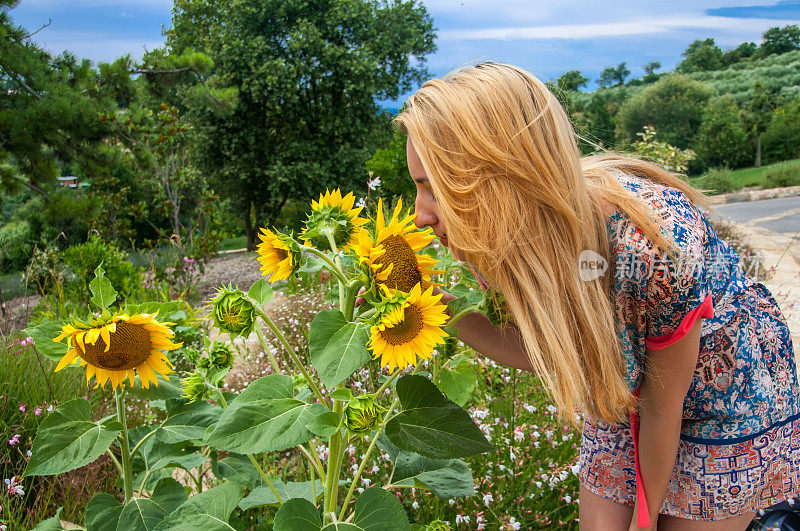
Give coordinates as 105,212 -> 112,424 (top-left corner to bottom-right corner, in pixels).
690,158 -> 800,194
219,235 -> 247,251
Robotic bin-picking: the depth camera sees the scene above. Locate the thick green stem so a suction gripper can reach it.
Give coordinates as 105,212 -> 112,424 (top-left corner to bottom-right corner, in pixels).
338,397 -> 400,520
129,428 -> 158,462
214,388 -> 284,504
323,398 -> 345,524
343,279 -> 362,322
254,327 -> 283,374
257,310 -> 328,406
324,233 -> 346,314
105,449 -> 123,476
300,245 -> 349,285
114,388 -> 134,503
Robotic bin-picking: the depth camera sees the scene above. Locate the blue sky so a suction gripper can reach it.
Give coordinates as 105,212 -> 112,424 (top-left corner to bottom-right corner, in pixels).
8,0 -> 800,103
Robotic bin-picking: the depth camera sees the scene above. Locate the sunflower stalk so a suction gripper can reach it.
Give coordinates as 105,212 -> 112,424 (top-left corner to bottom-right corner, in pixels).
254,327 -> 282,375
323,395 -> 345,524
299,244 -> 349,285
324,233 -> 347,315
114,388 -> 134,503
256,308 -> 328,406
129,428 -> 159,462
343,279 -> 362,321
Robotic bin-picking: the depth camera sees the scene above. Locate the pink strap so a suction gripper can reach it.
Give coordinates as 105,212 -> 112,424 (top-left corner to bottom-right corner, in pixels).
645,294 -> 714,350
630,387 -> 652,528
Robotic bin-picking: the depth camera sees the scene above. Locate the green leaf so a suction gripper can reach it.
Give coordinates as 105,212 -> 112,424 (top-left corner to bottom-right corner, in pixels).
117,478 -> 188,531
446,296 -> 477,317
385,376 -> 492,460
89,265 -> 117,310
329,388 -> 353,401
123,301 -> 184,318
352,486 -> 410,530
128,373 -> 184,402
247,279 -> 273,306
32,507 -> 65,530
158,400 -> 222,444
25,320 -> 68,363
273,498 -> 322,531
213,454 -> 263,490
321,525 -> 361,530
154,482 -> 243,531
24,399 -> 122,477
436,357 -> 477,407
309,309 -> 371,390
206,374 -> 327,454
239,478 -> 325,510
377,436 -> 474,499
306,411 -> 340,437
449,282 -> 483,304
85,493 -> 123,531
299,255 -> 325,273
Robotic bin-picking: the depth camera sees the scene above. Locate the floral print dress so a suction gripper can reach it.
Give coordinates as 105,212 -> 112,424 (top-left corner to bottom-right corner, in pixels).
578,173 -> 800,521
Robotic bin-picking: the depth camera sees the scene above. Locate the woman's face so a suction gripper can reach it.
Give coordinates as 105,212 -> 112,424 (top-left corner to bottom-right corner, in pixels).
407,138 -> 448,247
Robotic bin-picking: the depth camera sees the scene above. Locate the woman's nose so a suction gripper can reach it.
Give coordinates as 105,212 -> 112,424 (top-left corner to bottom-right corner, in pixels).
414,197 -> 437,229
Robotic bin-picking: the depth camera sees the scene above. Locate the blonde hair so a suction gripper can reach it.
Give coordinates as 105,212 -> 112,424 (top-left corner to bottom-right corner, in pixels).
395,62 -> 712,425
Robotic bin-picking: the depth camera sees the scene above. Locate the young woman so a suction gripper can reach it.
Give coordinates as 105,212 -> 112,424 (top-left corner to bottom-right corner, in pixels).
394,62 -> 799,530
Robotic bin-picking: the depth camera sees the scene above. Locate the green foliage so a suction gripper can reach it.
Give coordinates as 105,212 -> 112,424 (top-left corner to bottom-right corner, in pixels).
24,399 -> 122,477
385,375 -> 493,460
557,70 -> 588,92
62,236 -> 141,304
763,97 -> 800,164
695,168 -> 735,195
597,62 -> 630,87
0,219 -> 32,272
239,478 -> 324,509
741,80 -> 775,166
693,95 -> 752,171
309,309 -> 371,390
630,126 -> 696,174
677,38 -> 723,73
616,74 -> 713,148
722,42 -> 757,67
757,24 -> 800,58
762,159 -> 800,188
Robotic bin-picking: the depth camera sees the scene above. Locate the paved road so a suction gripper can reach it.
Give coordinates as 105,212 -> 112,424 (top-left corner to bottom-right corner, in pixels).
708,196 -> 800,235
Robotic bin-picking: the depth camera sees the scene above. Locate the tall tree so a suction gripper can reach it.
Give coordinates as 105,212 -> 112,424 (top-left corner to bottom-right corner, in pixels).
167,0 -> 437,250
677,38 -> 723,73
557,70 -> 588,92
597,62 -> 630,87
741,80 -> 774,167
642,61 -> 661,76
758,24 -> 800,57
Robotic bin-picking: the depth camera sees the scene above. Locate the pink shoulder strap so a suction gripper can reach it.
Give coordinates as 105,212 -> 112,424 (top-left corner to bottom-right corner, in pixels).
630,387 -> 652,528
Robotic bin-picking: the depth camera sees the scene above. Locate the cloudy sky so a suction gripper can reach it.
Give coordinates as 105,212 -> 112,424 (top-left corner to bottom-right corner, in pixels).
8,0 -> 800,101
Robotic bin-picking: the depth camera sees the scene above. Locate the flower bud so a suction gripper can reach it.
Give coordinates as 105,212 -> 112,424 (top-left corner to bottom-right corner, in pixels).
181,370 -> 209,403
210,285 -> 257,338
426,521 -> 452,531
208,342 -> 235,370
343,394 -> 384,436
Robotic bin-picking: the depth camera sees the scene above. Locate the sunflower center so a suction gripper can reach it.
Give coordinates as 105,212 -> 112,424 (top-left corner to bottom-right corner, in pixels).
374,235 -> 422,292
380,305 -> 423,345
275,247 -> 289,262
79,321 -> 153,371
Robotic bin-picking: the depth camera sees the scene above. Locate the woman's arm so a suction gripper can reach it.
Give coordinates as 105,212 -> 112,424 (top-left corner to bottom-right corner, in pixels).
630,318 -> 702,530
438,290 -> 533,371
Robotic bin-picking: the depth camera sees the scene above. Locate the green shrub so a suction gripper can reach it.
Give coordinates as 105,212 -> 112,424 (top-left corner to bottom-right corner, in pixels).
0,220 -> 33,273
698,168 -> 736,195
761,159 -> 800,188
762,97 -> 800,164
62,236 -> 142,304
693,95 -> 752,172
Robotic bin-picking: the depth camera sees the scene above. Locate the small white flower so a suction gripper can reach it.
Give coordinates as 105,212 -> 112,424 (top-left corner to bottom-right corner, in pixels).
455,515 -> 470,525
483,493 -> 494,504
412,501 -> 419,510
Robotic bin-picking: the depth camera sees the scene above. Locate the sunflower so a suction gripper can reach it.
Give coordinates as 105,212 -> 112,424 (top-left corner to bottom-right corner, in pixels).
53,312 -> 181,390
301,189 -> 368,251
368,284 -> 449,371
353,198 -> 442,295
257,228 -> 301,282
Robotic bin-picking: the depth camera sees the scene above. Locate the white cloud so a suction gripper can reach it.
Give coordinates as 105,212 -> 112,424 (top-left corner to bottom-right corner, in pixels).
438,15 -> 800,41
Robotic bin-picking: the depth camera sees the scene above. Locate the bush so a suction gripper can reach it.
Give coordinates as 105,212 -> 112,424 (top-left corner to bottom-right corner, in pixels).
0,220 -> 33,273
762,97 -> 800,164
697,168 -> 736,195
62,236 -> 142,304
761,159 -> 800,188
693,95 -> 752,172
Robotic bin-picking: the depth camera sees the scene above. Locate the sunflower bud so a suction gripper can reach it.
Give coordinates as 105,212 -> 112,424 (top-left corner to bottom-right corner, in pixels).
478,289 -> 513,327
426,521 -> 451,531
208,342 -> 235,370
210,285 -> 257,338
343,394 -> 385,436
292,372 -> 309,392
181,370 -> 210,403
